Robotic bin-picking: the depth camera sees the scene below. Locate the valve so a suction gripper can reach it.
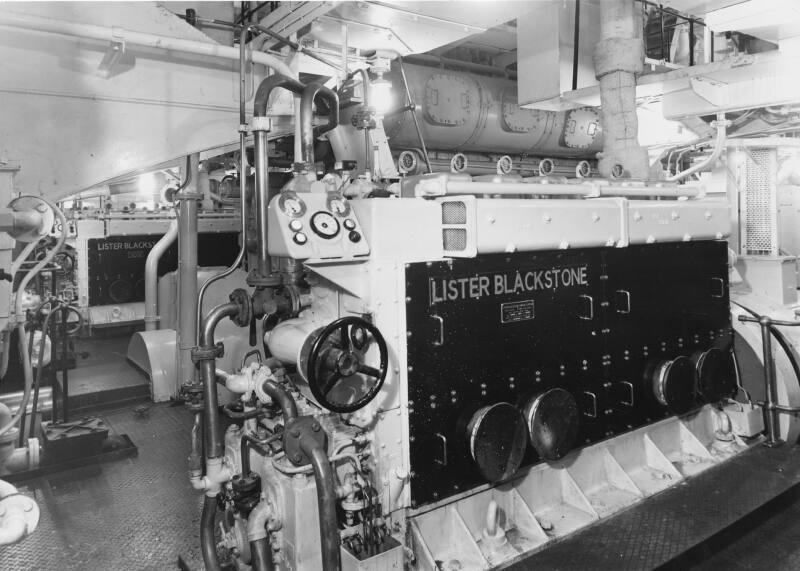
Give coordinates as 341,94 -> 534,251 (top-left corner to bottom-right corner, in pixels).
306,316 -> 388,413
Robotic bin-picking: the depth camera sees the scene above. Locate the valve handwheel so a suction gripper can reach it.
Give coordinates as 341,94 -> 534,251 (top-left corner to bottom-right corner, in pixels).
307,316 -> 388,413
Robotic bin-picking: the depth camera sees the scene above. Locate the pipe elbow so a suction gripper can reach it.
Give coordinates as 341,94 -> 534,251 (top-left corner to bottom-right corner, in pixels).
246,499 -> 273,541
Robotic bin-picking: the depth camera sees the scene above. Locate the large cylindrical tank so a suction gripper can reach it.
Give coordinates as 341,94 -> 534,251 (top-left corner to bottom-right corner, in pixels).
383,62 -> 602,157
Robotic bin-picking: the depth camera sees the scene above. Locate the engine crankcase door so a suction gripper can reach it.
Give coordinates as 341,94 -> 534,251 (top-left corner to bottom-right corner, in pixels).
693,348 -> 737,402
466,402 -> 527,482
647,356 -> 696,414
524,388 -> 579,461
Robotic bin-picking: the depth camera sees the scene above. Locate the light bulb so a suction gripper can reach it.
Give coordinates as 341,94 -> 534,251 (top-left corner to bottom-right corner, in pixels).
370,75 -> 393,116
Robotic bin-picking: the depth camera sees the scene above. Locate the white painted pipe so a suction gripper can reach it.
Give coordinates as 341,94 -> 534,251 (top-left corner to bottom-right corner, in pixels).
444,180 -> 701,198
0,10 -> 295,79
667,113 -> 727,182
144,218 -> 178,331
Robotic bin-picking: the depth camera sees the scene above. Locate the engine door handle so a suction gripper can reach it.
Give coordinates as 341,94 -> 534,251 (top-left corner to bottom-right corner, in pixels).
578,295 -> 594,320
430,314 -> 445,347
435,432 -> 447,466
615,290 -> 631,314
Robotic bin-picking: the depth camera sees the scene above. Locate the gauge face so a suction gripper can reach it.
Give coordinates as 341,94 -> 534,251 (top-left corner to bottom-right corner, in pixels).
327,196 -> 351,217
278,193 -> 306,218
310,211 -> 340,239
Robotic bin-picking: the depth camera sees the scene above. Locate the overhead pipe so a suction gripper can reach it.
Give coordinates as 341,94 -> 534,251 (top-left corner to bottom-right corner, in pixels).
250,74 -> 306,285
0,10 -> 295,78
195,22 -> 301,340
175,154 -> 200,396
344,69 -> 373,175
441,179 -> 701,198
667,113 -> 728,182
300,83 -> 340,168
403,53 -> 515,78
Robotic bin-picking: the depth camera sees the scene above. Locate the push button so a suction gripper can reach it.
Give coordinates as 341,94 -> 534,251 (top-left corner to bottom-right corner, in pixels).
293,232 -> 308,245
289,219 -> 303,232
348,231 -> 361,243
343,219 -> 356,230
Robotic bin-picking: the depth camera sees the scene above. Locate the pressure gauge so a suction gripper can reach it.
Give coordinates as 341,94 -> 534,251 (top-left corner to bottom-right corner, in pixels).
327,195 -> 351,217
310,211 -> 341,239
278,192 -> 307,218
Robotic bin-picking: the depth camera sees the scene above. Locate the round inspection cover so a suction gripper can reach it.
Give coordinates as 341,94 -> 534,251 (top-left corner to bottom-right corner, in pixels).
651,356 -> 696,414
108,279 -> 132,303
466,402 -> 527,483
524,388 -> 579,461
694,348 -> 737,402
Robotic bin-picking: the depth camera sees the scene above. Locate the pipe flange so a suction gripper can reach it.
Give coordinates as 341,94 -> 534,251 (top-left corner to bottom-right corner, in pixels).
282,416 -> 328,466
7,196 -> 52,243
191,343 -> 225,363
229,289 -> 253,328
250,116 -> 272,133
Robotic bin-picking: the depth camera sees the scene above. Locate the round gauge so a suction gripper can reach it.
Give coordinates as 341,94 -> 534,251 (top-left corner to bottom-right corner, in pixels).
278,193 -> 307,218
310,211 -> 340,239
327,195 -> 351,217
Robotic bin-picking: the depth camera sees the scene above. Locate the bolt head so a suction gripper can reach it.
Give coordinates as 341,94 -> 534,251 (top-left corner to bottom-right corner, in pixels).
311,422 -> 321,432
290,428 -> 301,438
292,453 -> 303,463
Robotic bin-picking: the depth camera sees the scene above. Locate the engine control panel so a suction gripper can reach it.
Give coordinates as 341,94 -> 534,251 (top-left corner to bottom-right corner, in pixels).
267,192 -> 370,260
404,241 -> 734,507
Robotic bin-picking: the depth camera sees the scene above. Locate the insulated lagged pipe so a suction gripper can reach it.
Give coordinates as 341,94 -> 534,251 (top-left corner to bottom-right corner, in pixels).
300,83 -> 340,168
593,0 -> 649,179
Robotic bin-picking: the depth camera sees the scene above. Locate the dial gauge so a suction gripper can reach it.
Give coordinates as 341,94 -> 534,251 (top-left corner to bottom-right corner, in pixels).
278,192 -> 307,218
310,211 -> 341,239
327,195 -> 351,217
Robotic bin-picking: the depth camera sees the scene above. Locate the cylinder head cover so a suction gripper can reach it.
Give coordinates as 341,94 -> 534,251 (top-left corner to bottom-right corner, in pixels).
466,402 -> 527,482
523,388 -> 579,461
647,356 -> 696,414
693,348 -> 737,402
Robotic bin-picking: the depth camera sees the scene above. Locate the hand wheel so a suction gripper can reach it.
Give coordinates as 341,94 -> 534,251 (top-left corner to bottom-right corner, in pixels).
306,316 -> 388,413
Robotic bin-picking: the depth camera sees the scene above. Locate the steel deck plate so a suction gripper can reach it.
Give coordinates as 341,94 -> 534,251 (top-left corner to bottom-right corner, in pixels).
504,444 -> 800,570
2,403 -> 204,571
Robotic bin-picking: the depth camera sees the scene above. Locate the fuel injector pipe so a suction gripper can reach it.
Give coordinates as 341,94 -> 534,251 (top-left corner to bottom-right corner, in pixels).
249,74 -> 306,286
300,82 -> 340,168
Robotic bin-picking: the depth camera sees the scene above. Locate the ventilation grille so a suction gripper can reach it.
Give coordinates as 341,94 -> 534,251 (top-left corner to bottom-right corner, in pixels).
742,148 -> 778,255
442,201 -> 467,224
442,228 -> 467,252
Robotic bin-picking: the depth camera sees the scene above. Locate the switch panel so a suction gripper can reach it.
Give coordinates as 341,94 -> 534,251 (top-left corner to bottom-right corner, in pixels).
267,192 -> 370,260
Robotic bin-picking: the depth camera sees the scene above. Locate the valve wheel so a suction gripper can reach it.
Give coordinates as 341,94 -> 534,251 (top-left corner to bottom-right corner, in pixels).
307,316 -> 388,413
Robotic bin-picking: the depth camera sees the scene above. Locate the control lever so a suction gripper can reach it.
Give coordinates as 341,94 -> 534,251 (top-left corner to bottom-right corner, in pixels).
249,313 -> 257,347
